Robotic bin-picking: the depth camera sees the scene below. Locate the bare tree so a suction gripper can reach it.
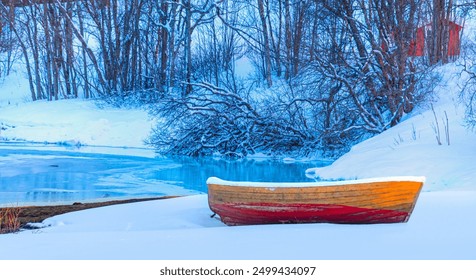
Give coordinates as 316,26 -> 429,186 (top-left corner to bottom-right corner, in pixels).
257,0 -> 272,86
0,2 -> 37,100
427,0 -> 455,64
316,0 -> 431,131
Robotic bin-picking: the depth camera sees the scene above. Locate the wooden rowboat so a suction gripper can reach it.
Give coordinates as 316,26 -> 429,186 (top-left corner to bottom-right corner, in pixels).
207,176 -> 425,226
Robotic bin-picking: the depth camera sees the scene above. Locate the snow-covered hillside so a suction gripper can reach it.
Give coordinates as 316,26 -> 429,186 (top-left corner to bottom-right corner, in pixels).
306,63 -> 476,192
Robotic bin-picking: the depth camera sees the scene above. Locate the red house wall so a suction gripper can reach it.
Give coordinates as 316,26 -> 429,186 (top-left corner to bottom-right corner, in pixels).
408,21 -> 462,57
448,22 -> 462,56
408,27 -> 425,56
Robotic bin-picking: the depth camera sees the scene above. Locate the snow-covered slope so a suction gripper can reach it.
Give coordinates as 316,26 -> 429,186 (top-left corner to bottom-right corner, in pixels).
306,64 -> 476,192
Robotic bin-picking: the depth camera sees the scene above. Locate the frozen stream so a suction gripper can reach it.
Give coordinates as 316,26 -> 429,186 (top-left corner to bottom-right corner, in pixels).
0,146 -> 328,206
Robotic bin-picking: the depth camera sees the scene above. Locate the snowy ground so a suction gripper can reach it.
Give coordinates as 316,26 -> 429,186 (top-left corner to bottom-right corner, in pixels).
0,64 -> 475,262
0,69 -> 156,157
0,99 -> 154,151
1,193 -> 475,260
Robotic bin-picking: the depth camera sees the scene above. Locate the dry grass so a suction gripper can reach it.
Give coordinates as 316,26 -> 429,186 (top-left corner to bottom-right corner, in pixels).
0,207 -> 22,234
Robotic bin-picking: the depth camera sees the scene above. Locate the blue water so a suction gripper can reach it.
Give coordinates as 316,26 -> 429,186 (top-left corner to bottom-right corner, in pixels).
0,147 -> 329,206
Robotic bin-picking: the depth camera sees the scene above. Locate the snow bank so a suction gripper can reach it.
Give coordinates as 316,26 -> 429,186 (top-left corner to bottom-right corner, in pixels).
0,99 -> 155,156
306,65 -> 476,192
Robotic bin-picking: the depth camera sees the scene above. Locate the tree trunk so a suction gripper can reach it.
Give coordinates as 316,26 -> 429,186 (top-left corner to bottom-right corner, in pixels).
159,1 -> 168,92
257,0 -> 272,87
284,0 -> 292,80
183,0 -> 192,96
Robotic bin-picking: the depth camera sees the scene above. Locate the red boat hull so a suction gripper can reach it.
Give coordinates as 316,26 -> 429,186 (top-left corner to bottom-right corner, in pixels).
211,202 -> 410,225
